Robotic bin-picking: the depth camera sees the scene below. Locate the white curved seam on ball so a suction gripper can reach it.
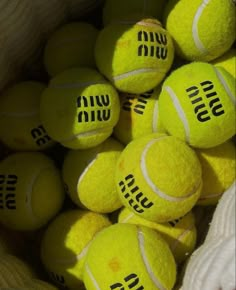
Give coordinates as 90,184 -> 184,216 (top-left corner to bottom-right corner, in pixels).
85,263 -> 101,290
214,67 -> 236,105
118,20 -> 161,28
141,138 -> 200,201
0,111 -> 38,117
49,81 -> 107,89
59,127 -> 112,143
120,212 -> 135,223
192,0 -> 210,54
198,191 -> 223,201
138,229 -> 166,290
164,86 -> 190,143
152,100 -> 159,133
113,68 -> 165,81
77,158 -> 97,190
26,167 -> 52,223
171,225 -> 195,252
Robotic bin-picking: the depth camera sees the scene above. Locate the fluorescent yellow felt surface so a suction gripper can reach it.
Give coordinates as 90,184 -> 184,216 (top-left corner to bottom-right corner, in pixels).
44,22 -> 98,77
95,17 -> 174,94
0,81 -> 55,151
195,140 -> 236,206
62,137 -> 124,213
118,207 -> 197,264
211,48 -> 236,79
40,67 -> 120,149
159,62 -> 236,148
164,0 -> 236,61
116,133 -> 202,222
103,0 -> 166,25
113,86 -> 166,145
83,223 -> 176,290
40,209 -> 111,290
0,152 -> 65,231
0,254 -> 36,288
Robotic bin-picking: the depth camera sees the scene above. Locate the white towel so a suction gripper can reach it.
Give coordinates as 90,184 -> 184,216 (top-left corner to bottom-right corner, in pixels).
182,182 -> 236,290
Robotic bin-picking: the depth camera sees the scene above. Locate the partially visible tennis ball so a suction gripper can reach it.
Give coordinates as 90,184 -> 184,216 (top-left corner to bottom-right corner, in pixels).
0,254 -> 36,288
211,48 -> 236,79
62,137 -> 124,213
102,0 -> 166,26
0,81 -> 55,151
0,152 -> 65,231
40,67 -> 120,149
95,17 -> 175,94
195,140 -> 236,206
44,22 -> 98,77
113,86 -> 166,144
118,207 -> 197,264
164,0 -> 236,61
83,223 -> 176,290
40,209 -> 111,290
159,62 -> 236,148
116,133 -> 202,223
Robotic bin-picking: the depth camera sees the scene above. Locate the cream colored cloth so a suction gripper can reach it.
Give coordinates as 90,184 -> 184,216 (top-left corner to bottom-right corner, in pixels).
182,181 -> 236,290
0,0 -> 101,91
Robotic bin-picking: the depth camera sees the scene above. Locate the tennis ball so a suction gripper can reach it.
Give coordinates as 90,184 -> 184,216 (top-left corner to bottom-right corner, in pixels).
0,254 -> 35,288
95,17 -> 175,94
0,152 -> 65,231
194,140 -> 236,206
211,48 -> 236,79
62,137 -> 124,213
159,62 -> 236,148
44,22 -> 98,77
164,0 -> 236,62
40,209 -> 111,290
116,133 -> 202,223
113,86 -> 166,144
0,81 -> 55,151
102,0 -> 166,26
118,207 -> 197,264
40,67 -> 120,149
83,223 -> 176,290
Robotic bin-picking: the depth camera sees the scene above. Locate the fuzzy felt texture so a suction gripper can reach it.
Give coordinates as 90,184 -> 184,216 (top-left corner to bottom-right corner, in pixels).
164,0 -> 236,62
115,133 -> 202,223
83,223 -> 176,290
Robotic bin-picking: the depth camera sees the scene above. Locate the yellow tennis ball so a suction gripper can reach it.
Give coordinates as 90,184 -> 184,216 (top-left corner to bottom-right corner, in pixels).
62,137 -> 124,213
118,207 -> 197,264
0,81 -> 55,151
0,152 -> 65,231
44,22 -> 98,77
102,0 -> 166,26
116,133 -> 202,223
113,86 -> 166,144
195,140 -> 236,206
0,254 -> 36,288
83,223 -> 176,290
40,67 -> 120,149
40,209 -> 111,290
211,48 -> 236,79
159,62 -> 236,148
95,17 -> 175,94
164,0 -> 236,61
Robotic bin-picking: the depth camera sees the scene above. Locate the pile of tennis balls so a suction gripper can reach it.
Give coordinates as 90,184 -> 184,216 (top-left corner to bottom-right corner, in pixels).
0,0 -> 235,289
